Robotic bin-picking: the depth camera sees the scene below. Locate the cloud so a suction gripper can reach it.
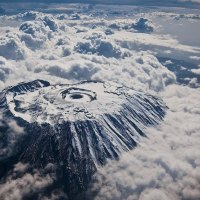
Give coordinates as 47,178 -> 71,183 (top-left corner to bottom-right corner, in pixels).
43,60 -> 100,80
116,32 -> 200,62
19,20 -> 50,47
0,10 -> 177,92
0,33 -> 28,60
123,18 -> 155,33
0,107 -> 26,160
0,56 -> 13,89
0,163 -> 55,200
191,68 -> 200,75
74,32 -> 132,58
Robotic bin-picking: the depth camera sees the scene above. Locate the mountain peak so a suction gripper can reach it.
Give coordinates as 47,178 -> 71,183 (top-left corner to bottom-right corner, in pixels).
0,80 -> 167,195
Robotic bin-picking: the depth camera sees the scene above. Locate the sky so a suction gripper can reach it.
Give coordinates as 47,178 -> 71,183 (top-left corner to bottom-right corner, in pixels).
0,0 -> 200,7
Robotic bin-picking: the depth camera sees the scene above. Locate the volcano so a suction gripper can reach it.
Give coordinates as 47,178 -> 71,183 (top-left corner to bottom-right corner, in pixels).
0,80 -> 167,197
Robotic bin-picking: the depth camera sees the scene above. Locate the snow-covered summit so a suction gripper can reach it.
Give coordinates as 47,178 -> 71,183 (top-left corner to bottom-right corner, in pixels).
1,79 -> 167,163
2,80 -> 166,126
0,79 -> 167,195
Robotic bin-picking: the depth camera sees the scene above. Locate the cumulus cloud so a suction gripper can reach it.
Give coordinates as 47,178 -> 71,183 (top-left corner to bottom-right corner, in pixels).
19,21 -> 49,50
0,9 -> 178,92
74,32 -> 132,58
0,33 -> 28,60
123,18 -> 155,33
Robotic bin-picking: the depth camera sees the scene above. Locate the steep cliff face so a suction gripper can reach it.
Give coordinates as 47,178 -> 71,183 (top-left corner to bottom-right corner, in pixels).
0,80 -> 167,197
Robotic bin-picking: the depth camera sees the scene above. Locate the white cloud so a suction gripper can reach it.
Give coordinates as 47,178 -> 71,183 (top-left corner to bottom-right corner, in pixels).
74,32 -> 132,58
0,163 -> 55,200
191,68 -> 200,75
0,33 -> 28,60
0,12 -> 177,93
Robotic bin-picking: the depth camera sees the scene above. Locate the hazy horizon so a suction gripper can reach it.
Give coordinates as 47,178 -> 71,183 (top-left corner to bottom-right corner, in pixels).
1,0 -> 200,8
